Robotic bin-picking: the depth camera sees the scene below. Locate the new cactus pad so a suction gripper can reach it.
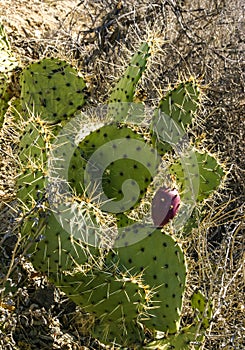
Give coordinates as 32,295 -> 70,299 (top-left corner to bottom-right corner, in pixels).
107,41 -> 150,121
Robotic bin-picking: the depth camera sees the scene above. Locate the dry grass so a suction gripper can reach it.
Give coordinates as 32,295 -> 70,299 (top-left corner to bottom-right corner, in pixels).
0,0 -> 244,349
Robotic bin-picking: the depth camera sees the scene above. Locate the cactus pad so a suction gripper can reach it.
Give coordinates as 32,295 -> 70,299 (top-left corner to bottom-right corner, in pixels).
107,42 -> 150,121
144,324 -> 205,349
54,268 -> 148,346
17,118 -> 51,209
191,290 -> 213,329
159,81 -> 200,129
151,80 -> 200,155
68,123 -> 160,213
20,58 -> 87,124
108,227 -> 186,334
26,211 -> 95,277
169,149 -> 225,202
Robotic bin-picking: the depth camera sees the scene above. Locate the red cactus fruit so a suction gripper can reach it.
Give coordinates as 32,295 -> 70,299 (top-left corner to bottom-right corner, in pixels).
151,187 -> 180,227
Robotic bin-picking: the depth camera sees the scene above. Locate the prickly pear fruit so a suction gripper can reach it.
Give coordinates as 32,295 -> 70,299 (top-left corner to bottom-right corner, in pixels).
152,187 -> 180,227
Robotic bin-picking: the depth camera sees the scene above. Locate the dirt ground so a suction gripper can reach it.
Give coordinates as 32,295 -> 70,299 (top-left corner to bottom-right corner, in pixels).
0,0 -> 244,349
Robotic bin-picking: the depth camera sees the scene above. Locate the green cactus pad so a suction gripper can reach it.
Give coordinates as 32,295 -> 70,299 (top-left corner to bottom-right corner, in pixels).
144,324 -> 205,349
92,318 -> 144,347
108,227 -> 186,334
181,208 -> 200,236
151,80 -> 200,155
0,23 -> 19,74
116,213 -> 138,228
169,149 -> 225,202
20,58 -> 87,124
68,123 -> 160,213
159,81 -> 200,128
191,290 -> 213,329
17,119 -> 51,209
107,42 -> 150,121
54,268 -> 148,346
26,211 -> 99,277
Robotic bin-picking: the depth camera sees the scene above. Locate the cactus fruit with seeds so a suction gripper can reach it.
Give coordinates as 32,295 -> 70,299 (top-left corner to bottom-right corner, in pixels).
152,188 -> 181,227
12,40 -> 227,348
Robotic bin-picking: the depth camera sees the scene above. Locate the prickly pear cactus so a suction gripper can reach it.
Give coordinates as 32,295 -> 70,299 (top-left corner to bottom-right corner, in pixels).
144,324 -> 205,350
144,290 -> 213,349
159,80 -> 200,128
26,211 -> 95,276
13,39 -> 227,349
57,267 -> 148,346
17,117 -> 51,209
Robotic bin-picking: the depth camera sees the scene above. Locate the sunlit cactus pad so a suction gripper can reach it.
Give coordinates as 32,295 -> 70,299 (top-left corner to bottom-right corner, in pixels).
20,58 -> 87,123
170,149 -> 225,202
